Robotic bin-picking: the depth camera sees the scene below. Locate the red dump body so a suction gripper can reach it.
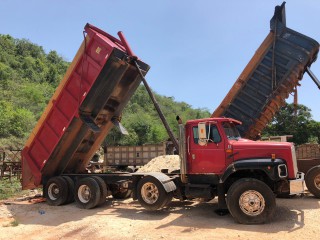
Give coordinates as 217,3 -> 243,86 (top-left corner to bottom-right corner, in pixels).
21,24 -> 149,189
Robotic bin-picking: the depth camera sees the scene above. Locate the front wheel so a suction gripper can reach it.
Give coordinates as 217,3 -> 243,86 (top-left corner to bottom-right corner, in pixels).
305,166 -> 320,198
227,178 -> 276,224
137,176 -> 173,211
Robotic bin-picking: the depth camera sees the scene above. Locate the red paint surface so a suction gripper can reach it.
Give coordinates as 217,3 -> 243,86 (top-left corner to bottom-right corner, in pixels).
186,118 -> 296,179
21,24 -> 129,188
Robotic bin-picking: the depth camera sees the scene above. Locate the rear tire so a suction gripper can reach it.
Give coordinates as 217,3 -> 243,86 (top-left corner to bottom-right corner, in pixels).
45,176 -> 69,206
74,177 -> 101,209
62,176 -> 75,203
227,178 -> 275,224
137,176 -> 172,211
91,176 -> 108,206
305,166 -> 320,198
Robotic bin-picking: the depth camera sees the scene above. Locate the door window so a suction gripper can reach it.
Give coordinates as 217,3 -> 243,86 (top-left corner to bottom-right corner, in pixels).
193,125 -> 221,144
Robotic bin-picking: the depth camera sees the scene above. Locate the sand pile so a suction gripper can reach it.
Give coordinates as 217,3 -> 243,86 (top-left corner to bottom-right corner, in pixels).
137,155 -> 180,173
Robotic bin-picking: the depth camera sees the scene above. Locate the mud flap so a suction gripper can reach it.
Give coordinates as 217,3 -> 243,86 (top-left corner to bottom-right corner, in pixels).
216,182 -> 229,216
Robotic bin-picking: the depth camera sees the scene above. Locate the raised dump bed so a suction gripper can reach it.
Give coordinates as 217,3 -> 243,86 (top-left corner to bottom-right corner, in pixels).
21,24 -> 149,189
212,3 -> 319,139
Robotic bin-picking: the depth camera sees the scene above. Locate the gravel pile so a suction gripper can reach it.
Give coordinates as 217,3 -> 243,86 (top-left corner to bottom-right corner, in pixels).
137,155 -> 180,173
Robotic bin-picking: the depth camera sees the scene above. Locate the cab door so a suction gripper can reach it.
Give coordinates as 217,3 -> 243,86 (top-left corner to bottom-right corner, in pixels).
187,123 -> 227,174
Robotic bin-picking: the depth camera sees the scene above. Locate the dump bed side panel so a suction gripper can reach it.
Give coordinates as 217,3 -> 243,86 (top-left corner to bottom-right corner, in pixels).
212,4 -> 319,139
21,24 -> 149,189
105,143 -> 166,167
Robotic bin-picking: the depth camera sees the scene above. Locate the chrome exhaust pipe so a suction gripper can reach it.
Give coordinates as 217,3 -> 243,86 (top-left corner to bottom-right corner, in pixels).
176,116 -> 188,183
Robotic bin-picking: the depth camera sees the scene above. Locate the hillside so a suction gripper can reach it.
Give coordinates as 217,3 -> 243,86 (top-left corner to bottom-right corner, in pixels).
0,34 -> 210,148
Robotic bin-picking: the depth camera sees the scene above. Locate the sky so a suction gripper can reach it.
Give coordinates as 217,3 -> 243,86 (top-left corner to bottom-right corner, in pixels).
1,0 -> 320,120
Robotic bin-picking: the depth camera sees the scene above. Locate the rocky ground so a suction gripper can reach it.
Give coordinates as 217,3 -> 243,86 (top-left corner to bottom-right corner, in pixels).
1,155 -> 320,239
0,194 -> 320,240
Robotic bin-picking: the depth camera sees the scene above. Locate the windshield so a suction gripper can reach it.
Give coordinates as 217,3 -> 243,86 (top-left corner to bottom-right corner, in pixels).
222,122 -> 241,140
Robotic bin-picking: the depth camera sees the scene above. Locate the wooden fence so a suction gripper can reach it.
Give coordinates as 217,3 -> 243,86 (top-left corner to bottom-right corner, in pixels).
0,149 -> 22,181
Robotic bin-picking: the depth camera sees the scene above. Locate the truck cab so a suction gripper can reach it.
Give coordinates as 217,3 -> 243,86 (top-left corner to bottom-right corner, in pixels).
168,117 -> 303,223
186,118 -> 241,175
185,117 -> 298,180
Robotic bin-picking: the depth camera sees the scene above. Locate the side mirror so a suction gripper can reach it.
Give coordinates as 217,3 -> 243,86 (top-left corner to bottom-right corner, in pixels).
198,122 -> 207,146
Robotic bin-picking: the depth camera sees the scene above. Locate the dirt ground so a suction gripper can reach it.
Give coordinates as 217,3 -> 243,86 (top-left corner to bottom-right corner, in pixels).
0,193 -> 319,240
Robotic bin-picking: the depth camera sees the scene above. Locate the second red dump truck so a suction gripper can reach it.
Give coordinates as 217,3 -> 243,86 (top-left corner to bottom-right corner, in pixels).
212,2 -> 320,199
22,3 -> 319,224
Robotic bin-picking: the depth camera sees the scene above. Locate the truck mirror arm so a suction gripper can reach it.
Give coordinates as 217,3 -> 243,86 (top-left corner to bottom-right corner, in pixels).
306,67 -> 320,90
133,61 -> 179,154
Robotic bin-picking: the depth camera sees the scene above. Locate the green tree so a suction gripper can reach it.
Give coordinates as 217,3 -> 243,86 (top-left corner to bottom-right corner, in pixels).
0,34 -> 69,148
0,101 -> 14,138
106,85 -> 210,146
263,103 -> 317,145
0,101 -> 35,138
307,120 -> 320,143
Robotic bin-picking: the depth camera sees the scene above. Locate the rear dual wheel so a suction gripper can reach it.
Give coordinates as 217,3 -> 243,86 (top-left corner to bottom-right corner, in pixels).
75,177 -> 101,209
74,176 -> 108,209
45,176 -> 108,208
45,176 -> 69,206
63,176 -> 75,204
91,176 -> 108,205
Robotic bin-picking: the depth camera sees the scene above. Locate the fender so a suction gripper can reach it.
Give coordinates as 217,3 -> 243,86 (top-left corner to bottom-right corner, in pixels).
132,172 -> 177,193
220,158 -> 287,183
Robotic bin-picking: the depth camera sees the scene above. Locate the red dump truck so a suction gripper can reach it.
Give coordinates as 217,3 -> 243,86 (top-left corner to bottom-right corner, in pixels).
212,2 -> 320,199
21,3 -> 319,224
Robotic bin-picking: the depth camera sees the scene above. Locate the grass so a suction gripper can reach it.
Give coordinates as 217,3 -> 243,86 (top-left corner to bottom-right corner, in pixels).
10,219 -> 19,227
3,219 -> 19,228
0,178 -> 27,200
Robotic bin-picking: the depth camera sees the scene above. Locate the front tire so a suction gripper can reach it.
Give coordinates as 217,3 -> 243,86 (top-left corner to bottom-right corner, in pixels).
74,177 -> 101,209
305,166 -> 320,198
227,178 -> 276,224
137,176 -> 172,211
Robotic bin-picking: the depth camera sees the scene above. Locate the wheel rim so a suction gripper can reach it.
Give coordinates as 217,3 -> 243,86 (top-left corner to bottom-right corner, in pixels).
314,173 -> 320,190
141,182 -> 159,204
48,183 -> 60,200
239,190 -> 265,216
78,185 -> 91,203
